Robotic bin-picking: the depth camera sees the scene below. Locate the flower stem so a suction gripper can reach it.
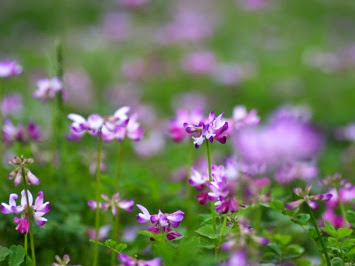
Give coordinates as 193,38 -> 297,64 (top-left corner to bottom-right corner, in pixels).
307,205 -> 331,266
22,168 -> 36,266
93,133 -> 103,266
24,234 -> 28,258
336,187 -> 347,223
52,41 -> 64,167
205,141 -> 216,233
216,214 -> 228,256
111,213 -> 119,266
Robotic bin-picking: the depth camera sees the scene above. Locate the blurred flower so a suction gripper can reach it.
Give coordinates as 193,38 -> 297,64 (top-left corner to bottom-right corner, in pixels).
182,50 -> 216,75
136,204 -> 184,241
1,93 -> 22,117
68,113 -> 104,138
234,106 -> 323,166
230,105 -> 260,131
184,111 -> 228,148
133,129 -> 165,157
173,92 -> 207,112
0,60 -> 22,78
100,12 -> 131,42
33,77 -> 63,101
52,254 -> 70,266
237,0 -> 269,11
2,119 -> 41,145
285,184 -> 332,210
170,108 -> 203,142
221,250 -> 249,266
322,207 -> 344,228
64,69 -> 93,110
117,253 -> 161,266
275,161 -> 318,184
87,225 -> 111,241
88,192 -> 134,215
119,0 -> 150,8
212,63 -> 255,86
1,190 -> 50,234
335,123 -> 355,141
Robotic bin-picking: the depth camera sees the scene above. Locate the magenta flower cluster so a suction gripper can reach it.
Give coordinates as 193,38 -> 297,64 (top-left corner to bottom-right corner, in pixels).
136,204 -> 184,241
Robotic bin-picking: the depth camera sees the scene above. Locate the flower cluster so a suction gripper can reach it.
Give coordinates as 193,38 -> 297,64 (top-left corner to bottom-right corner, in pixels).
0,93 -> 22,117
136,204 -> 184,241
0,60 -> 22,78
8,156 -> 40,186
1,190 -> 50,234
117,253 -> 161,266
169,108 -> 203,142
285,184 -> 333,210
33,77 -> 63,101
184,111 -> 228,148
88,192 -> 134,215
2,119 -> 41,145
68,106 -> 143,142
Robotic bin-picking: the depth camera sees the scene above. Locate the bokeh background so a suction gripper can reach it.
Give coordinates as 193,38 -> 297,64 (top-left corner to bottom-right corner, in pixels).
1,0 -> 355,264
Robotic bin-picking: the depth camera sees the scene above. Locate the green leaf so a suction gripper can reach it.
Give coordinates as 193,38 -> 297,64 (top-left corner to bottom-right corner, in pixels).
0,246 -> 10,262
322,223 -> 337,237
291,213 -> 310,225
195,225 -> 218,239
89,239 -> 127,254
269,200 -> 284,211
267,243 -> 281,256
328,237 -> 338,246
331,257 -> 344,266
345,211 -> 355,228
283,244 -> 305,259
196,236 -> 216,249
8,245 -> 25,266
337,228 -> 353,239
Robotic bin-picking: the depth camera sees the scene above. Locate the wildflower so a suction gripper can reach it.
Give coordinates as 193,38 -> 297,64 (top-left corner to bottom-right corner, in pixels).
231,105 -> 260,130
2,119 -> 41,145
117,253 -> 161,266
88,193 -> 134,215
33,77 -> 63,101
7,156 -> 40,186
184,111 -> 228,148
322,207 -> 344,228
136,204 -> 184,241
68,113 -> 104,137
1,190 -> 50,234
52,254 -> 70,266
275,161 -> 318,184
182,51 -> 216,75
87,225 -> 111,241
0,60 -> 22,78
169,108 -> 203,142
1,93 -> 22,116
133,129 -> 165,157
221,250 -> 249,266
207,165 -> 239,213
285,184 -> 333,210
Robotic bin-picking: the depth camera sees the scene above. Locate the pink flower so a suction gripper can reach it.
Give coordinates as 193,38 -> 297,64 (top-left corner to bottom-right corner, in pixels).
184,111 -> 228,148
33,77 -> 63,101
231,105 -> 260,130
88,192 -> 134,215
117,253 -> 161,266
87,225 -> 111,241
0,60 -> 22,78
1,94 -> 22,117
182,51 -> 216,75
1,190 -> 50,233
136,204 -> 184,241
170,108 -> 203,142
285,184 -> 333,210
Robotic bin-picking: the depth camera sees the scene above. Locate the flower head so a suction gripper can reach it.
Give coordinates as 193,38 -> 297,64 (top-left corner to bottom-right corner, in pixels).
285,184 -> 333,210
2,119 -> 41,145
0,60 -> 22,78
136,204 -> 184,241
184,111 -> 228,148
117,253 -> 161,266
1,190 -> 50,233
7,156 -> 40,186
33,77 -> 63,101
88,192 -> 134,215
87,225 -> 111,241
170,108 -> 203,142
52,254 -> 70,266
1,93 -> 22,117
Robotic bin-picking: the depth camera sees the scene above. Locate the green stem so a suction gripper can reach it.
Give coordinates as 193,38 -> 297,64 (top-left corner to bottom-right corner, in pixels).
93,134 -> 103,266
336,187 -> 346,223
22,168 -> 36,266
307,205 -> 331,266
205,141 -> 216,233
216,214 -> 228,256
111,214 -> 119,266
24,234 -> 27,258
115,141 -> 124,191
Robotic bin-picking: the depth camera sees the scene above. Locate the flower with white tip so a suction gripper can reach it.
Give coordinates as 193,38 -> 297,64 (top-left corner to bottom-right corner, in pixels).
33,77 -> 63,101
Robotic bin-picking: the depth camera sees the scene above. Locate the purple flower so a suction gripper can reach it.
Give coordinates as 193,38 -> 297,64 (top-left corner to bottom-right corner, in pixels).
1,190 -> 50,233
285,184 -> 333,210
68,113 -> 104,138
170,108 -> 203,142
184,111 -> 228,148
0,60 -> 22,78
87,225 -> 111,241
117,253 -> 161,266
88,192 -> 134,215
221,250 -> 249,266
136,204 -> 184,241
2,119 -> 41,145
119,0 -> 150,8
231,105 -> 260,130
7,156 -> 40,186
133,130 -> 165,157
275,161 -> 318,184
182,51 -> 216,75
33,77 -> 63,101
1,93 -> 22,116
322,207 -> 345,228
